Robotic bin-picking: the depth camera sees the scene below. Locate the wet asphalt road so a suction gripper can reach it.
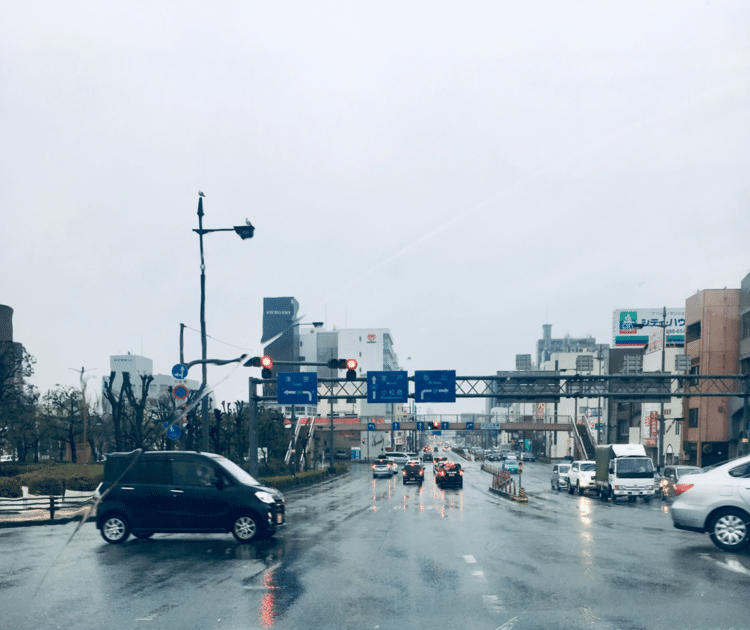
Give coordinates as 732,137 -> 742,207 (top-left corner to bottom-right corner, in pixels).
1,457 -> 749,630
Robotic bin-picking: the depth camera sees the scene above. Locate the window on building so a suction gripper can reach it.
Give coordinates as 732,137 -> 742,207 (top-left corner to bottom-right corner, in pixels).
675,419 -> 681,435
686,321 -> 701,343
689,364 -> 700,387
688,408 -> 699,428
741,358 -> 750,377
742,312 -> 750,339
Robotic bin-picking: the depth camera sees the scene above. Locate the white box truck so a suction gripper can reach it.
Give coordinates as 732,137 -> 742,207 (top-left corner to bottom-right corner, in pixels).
595,444 -> 656,503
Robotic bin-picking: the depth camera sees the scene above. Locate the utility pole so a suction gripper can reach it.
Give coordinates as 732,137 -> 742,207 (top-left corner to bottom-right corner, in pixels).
658,306 -> 667,471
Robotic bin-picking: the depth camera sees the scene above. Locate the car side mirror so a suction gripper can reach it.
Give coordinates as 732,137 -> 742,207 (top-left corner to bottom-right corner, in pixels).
609,465 -> 614,474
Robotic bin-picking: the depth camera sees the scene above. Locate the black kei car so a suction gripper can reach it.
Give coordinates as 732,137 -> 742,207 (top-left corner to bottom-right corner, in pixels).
95,450 -> 285,544
435,461 -> 463,489
401,460 -> 425,485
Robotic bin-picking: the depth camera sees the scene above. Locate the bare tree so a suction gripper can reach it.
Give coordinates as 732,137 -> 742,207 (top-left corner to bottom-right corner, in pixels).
121,373 -> 156,450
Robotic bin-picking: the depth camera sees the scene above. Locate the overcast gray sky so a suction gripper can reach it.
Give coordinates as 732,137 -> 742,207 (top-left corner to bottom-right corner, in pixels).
2,1 -> 748,415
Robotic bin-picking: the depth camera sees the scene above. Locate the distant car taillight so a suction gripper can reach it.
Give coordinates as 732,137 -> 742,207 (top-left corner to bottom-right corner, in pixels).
372,465 -> 376,470
419,469 -> 424,474
459,470 -> 463,476
673,483 -> 694,497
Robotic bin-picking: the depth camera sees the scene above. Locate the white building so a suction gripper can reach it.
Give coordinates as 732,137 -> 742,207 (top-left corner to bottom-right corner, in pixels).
639,347 -> 683,466
538,350 -> 609,460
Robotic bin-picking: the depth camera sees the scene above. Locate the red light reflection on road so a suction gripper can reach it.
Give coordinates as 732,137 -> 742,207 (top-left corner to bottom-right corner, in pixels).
259,567 -> 277,627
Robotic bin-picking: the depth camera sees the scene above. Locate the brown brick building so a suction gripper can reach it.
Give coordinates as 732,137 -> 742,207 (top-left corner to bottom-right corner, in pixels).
682,288 -> 740,466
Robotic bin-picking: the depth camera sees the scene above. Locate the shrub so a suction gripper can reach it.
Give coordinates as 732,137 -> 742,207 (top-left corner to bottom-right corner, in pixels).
65,475 -> 102,491
0,477 -> 22,498
28,476 -> 64,496
0,464 -> 21,477
256,458 -> 289,477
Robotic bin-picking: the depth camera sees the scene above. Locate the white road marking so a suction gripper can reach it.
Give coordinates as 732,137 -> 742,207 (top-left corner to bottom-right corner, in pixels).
463,554 -> 477,563
725,558 -> 750,577
472,569 -> 487,582
483,595 -> 506,614
700,553 -> 750,578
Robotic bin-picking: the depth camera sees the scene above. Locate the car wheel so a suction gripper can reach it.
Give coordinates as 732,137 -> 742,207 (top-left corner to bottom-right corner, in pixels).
709,509 -> 750,552
600,487 -> 608,502
100,513 -> 130,544
133,531 -> 154,539
628,496 -> 636,502
577,483 -> 584,496
568,484 -> 574,495
232,513 -> 261,543
643,497 -> 651,504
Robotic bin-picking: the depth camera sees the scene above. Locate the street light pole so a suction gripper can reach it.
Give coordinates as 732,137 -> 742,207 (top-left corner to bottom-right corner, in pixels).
197,197 -> 210,453
192,194 -> 255,453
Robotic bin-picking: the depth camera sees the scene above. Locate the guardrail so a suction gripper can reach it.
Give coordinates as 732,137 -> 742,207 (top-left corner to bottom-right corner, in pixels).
0,493 -> 94,520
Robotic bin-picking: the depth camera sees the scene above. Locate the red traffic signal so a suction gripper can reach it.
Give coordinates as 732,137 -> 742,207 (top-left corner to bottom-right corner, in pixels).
261,355 -> 273,378
346,358 -> 358,381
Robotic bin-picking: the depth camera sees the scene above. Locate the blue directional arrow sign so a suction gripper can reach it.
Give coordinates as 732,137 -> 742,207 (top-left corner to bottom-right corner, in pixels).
368,422 -> 376,431
466,422 -> 475,430
172,363 -> 188,379
277,372 -> 318,405
367,371 -> 408,404
416,421 -> 425,431
414,370 -> 456,403
441,421 -> 450,430
392,422 -> 400,430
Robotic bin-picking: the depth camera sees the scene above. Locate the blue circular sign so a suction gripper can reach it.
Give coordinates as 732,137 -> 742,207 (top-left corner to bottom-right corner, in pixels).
166,424 -> 181,440
173,385 -> 189,399
172,363 -> 189,379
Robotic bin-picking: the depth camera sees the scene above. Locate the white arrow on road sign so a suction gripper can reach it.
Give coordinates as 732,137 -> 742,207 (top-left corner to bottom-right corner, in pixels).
284,390 -> 312,401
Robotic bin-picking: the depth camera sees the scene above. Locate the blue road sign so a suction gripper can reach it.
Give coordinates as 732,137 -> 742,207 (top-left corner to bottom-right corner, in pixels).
466,422 -> 474,430
172,363 -> 188,379
392,422 -> 401,430
367,371 -> 408,403
166,424 -> 181,440
416,421 -> 425,431
277,372 -> 318,405
368,422 -> 376,431
432,430 -> 442,436
173,385 -> 189,400
414,370 -> 456,403
441,421 -> 450,430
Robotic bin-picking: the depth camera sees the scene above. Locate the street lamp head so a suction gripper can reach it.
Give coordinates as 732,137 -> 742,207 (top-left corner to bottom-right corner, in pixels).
312,322 -> 324,328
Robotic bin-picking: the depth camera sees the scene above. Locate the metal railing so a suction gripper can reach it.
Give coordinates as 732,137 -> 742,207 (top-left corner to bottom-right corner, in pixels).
0,493 -> 94,520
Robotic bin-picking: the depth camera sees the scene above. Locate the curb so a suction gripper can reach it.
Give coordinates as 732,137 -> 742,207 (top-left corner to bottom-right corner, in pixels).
0,512 -> 91,529
488,487 -> 529,503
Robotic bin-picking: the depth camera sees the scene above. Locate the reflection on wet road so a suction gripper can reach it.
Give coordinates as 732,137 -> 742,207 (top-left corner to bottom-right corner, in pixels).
1,458 -> 749,630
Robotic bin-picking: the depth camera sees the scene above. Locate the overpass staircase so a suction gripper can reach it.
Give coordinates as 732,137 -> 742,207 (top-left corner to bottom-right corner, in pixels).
572,420 -> 596,460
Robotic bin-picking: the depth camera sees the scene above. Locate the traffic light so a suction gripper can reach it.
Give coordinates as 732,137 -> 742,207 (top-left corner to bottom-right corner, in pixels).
346,358 -> 358,381
244,355 -> 274,378
327,358 -> 358,380
260,355 -> 273,379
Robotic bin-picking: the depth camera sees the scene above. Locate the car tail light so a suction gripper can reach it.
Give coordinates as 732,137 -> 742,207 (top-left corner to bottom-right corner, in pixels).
438,470 -> 445,477
459,470 -> 463,476
419,469 -> 424,474
673,483 -> 694,497
372,465 -> 376,470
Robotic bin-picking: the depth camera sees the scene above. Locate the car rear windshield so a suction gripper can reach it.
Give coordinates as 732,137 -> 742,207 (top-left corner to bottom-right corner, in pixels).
581,463 -> 596,472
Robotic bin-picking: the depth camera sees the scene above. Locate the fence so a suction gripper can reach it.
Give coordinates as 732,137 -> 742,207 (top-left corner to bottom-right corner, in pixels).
0,491 -> 94,521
